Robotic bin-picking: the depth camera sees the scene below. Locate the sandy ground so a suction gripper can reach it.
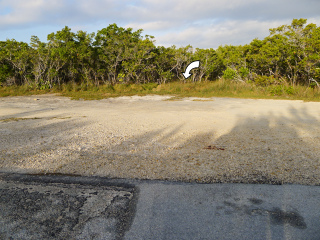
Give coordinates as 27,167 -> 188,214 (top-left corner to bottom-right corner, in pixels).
1,94 -> 320,185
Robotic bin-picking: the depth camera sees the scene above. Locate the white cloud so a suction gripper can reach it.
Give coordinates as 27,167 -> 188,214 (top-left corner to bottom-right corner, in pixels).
125,21 -> 174,31
156,19 -> 290,49
0,0 -> 320,47
0,0 -> 64,29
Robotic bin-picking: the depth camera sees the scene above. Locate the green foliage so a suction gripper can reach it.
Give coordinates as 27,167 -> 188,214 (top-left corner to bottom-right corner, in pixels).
269,85 -> 283,95
314,68 -> 320,80
0,18 -> 320,92
239,67 -> 249,79
269,85 -> 296,95
223,68 -> 237,80
193,48 -> 221,81
285,86 -> 296,95
2,79 -> 320,101
37,79 -> 51,90
0,39 -> 31,85
254,75 -> 277,86
0,63 -> 12,85
117,73 -> 125,82
217,45 -> 246,69
142,82 -> 158,90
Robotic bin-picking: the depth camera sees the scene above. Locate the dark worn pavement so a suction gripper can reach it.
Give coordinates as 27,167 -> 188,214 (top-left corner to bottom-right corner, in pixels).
1,172 -> 320,240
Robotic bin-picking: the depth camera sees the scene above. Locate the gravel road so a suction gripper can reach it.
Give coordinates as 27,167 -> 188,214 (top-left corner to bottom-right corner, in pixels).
1,94 -> 320,185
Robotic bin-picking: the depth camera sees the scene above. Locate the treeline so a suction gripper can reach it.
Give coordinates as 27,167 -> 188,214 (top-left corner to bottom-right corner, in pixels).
0,18 -> 319,89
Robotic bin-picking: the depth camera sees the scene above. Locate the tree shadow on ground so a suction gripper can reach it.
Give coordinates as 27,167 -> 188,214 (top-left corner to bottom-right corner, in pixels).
198,105 -> 320,185
1,104 -> 320,185
0,109 -> 89,173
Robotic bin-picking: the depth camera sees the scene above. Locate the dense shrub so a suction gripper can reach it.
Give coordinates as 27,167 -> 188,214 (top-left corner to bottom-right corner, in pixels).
0,19 -> 319,88
239,67 -> 249,79
254,75 -> 277,86
223,68 -> 237,80
269,85 -> 297,95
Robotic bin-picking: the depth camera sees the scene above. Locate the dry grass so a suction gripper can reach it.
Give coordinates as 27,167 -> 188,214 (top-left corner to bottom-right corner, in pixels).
192,99 -> 214,102
1,79 -> 320,101
0,117 -> 41,122
0,117 -> 73,122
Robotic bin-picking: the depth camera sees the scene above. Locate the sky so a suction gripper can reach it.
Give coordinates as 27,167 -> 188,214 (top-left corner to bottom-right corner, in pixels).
0,0 -> 320,49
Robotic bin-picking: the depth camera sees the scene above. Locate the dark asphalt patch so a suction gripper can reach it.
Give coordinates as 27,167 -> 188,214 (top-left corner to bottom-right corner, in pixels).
0,173 -> 137,240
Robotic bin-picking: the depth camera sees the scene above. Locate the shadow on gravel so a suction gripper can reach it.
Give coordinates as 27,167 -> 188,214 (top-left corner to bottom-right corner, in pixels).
201,105 -> 320,185
1,104 -> 320,185
50,106 -> 320,185
0,109 -> 89,173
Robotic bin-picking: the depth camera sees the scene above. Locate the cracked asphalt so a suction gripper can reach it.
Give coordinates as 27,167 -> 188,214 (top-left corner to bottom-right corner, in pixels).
1,172 -> 320,240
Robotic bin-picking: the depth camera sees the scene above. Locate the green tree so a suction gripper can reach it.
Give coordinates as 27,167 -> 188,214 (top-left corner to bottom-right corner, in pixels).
46,26 -> 78,86
121,35 -> 157,84
0,41 -> 15,85
193,48 -> 221,82
0,39 -> 32,85
170,45 -> 193,82
74,30 -> 96,86
94,24 -> 144,85
29,36 -> 51,88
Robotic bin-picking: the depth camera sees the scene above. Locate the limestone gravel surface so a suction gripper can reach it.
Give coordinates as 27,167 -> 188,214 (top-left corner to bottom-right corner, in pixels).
1,94 -> 320,185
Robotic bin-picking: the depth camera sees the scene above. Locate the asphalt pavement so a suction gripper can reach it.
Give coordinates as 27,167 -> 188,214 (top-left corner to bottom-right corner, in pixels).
1,172 -> 320,240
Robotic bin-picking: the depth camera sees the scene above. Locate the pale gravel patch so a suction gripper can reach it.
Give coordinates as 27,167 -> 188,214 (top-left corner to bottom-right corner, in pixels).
1,94 -> 320,185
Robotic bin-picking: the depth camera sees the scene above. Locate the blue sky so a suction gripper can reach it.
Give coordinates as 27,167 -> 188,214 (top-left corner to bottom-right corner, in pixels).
0,0 -> 319,48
